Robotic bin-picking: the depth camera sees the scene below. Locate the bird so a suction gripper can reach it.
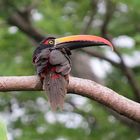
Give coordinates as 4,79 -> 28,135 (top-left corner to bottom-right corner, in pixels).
32,35 -> 113,110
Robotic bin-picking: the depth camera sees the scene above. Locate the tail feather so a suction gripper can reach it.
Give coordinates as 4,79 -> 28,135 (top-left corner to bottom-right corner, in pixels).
43,71 -> 68,110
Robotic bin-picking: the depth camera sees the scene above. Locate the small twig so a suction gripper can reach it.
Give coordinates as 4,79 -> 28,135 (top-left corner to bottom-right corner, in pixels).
81,0 -> 98,34
80,48 -> 120,67
114,48 -> 140,101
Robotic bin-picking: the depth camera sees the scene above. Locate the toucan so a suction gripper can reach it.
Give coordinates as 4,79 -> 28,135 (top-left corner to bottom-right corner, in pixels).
32,35 -> 113,110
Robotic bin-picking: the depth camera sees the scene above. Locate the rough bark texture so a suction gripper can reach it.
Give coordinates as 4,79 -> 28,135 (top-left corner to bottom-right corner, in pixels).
0,76 -> 140,123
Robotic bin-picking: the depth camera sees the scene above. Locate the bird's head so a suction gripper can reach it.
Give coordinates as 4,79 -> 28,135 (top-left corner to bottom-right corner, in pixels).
41,37 -> 56,47
41,35 -> 113,50
32,37 -> 56,63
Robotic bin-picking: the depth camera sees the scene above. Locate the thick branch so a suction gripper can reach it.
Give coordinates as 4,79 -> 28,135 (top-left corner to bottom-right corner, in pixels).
0,76 -> 140,123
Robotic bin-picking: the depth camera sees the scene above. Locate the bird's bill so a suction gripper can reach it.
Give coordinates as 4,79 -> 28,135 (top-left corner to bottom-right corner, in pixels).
55,35 -> 113,50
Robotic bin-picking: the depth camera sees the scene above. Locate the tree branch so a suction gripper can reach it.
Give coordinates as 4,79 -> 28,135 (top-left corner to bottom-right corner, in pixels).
0,76 -> 140,123
114,48 -> 140,101
81,48 -> 140,101
7,10 -> 44,42
80,48 -> 120,67
101,0 -> 116,36
99,0 -> 140,101
81,0 -> 98,34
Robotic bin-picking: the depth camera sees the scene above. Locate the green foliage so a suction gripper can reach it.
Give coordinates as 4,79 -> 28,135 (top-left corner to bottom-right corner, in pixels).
106,68 -> 134,99
0,118 -> 7,140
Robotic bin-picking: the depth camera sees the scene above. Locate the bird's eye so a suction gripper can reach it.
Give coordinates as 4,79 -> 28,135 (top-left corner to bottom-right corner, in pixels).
48,40 -> 54,44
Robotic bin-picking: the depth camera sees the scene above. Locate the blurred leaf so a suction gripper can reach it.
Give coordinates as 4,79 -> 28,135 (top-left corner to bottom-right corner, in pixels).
0,118 -> 7,140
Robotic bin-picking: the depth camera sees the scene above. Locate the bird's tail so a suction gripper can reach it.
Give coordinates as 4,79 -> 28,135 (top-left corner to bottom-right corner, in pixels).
43,71 -> 68,111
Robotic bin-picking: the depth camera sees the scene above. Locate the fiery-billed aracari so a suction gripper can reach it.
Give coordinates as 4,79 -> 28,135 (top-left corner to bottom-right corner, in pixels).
32,35 -> 113,110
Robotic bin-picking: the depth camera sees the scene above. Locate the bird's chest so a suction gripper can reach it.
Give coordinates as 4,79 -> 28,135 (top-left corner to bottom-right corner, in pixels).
49,49 -> 69,65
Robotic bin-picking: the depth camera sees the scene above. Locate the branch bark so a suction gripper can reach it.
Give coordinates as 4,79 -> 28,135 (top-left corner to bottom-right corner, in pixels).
0,76 -> 140,123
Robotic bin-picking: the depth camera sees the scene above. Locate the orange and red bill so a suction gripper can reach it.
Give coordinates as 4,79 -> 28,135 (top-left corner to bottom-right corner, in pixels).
55,35 -> 113,50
